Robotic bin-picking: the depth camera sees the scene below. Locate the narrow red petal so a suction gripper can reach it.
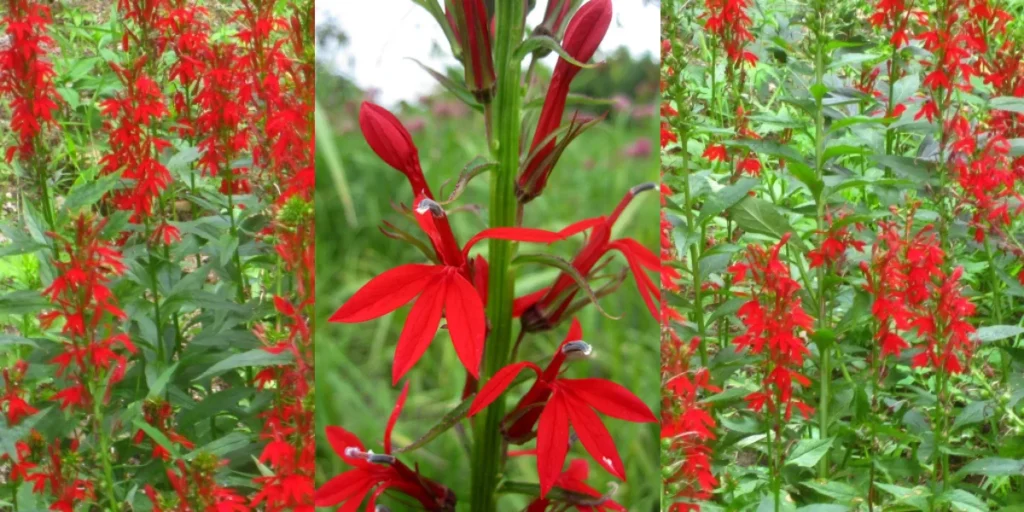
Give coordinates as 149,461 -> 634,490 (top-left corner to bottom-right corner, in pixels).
462,224 -> 586,256
468,361 -> 542,416
392,276 -> 447,384
537,391 -> 570,498
609,240 -> 660,318
560,378 -> 657,423
611,237 -> 659,269
325,426 -> 366,465
312,469 -> 373,507
329,264 -> 441,323
563,390 -> 626,480
384,381 -> 410,454
444,273 -> 487,378
513,288 -> 548,317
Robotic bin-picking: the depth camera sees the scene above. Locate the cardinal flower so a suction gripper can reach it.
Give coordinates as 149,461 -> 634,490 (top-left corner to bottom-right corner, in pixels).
330,197 -> 598,383
315,383 -> 456,511
517,183 -> 660,333
468,319 -> 657,496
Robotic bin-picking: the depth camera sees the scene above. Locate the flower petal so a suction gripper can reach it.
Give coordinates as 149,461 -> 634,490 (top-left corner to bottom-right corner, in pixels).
563,390 -> 626,481
330,264 -> 441,323
468,361 -> 542,416
384,381 -> 410,454
313,469 -> 373,508
325,426 -> 366,465
537,391 -> 570,497
392,276 -> 447,384
560,378 -> 657,423
608,239 -> 660,318
444,273 -> 487,378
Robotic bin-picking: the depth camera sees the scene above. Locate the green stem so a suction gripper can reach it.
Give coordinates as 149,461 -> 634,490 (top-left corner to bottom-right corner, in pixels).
92,374 -> 120,512
470,1 -> 524,510
226,191 -> 246,304
143,217 -> 166,364
811,0 -> 831,479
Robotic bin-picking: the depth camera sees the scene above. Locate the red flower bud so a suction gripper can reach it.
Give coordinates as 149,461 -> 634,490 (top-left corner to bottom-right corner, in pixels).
358,102 -> 433,198
446,0 -> 496,102
516,0 -> 612,202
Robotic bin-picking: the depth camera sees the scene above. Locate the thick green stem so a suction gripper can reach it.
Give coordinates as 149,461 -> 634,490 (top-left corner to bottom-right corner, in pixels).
470,1 -> 523,510
92,374 -> 120,512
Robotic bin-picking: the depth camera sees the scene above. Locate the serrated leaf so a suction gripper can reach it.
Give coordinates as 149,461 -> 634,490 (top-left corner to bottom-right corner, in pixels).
893,74 -> 921,106
697,178 -> 759,224
193,349 -> 292,381
952,400 -> 994,430
786,438 -> 834,467
0,290 -> 50,316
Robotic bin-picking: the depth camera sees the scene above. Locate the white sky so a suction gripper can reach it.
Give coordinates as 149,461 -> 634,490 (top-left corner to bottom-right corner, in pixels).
317,1 -> 659,107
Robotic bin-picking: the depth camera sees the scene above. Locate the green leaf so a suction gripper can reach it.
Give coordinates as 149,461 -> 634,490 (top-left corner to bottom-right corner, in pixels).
184,432 -> 250,460
697,178 -> 759,224
0,335 -> 39,350
407,58 -> 482,111
939,489 -> 989,512
728,197 -> 808,250
892,75 -> 921,106
876,483 -> 932,510
952,400 -> 994,431
193,349 -> 292,381
0,290 -> 50,316
515,35 -> 600,68
133,419 -> 181,459
1010,138 -> 1024,158
786,438 -> 834,467
797,505 -> 849,512
147,362 -> 179,399
801,480 -> 860,504
64,171 -> 123,212
972,325 -> 1024,343
956,458 -> 1024,477
991,96 -> 1024,114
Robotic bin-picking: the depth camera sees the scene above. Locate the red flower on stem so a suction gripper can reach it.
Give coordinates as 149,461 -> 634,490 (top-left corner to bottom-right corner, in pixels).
445,0 -> 496,102
468,319 -> 657,497
525,459 -> 626,511
517,183 -> 661,333
330,197 -> 595,383
315,383 -> 456,511
1,360 -> 37,425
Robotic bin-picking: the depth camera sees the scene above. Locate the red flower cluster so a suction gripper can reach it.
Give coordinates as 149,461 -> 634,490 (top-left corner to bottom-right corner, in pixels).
145,455 -> 251,512
703,0 -> 757,65
0,0 -> 60,162
1,360 -> 36,425
196,43 -> 253,195
662,356 -> 719,510
729,234 -> 815,420
41,214 -> 136,412
808,210 -> 865,270
860,207 -> 977,373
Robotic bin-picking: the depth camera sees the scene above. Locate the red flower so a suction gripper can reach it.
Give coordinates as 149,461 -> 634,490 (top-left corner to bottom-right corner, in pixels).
330,197 -> 593,383
1,360 -> 36,425
516,0 -> 612,202
702,144 -> 728,162
517,184 -> 660,332
469,319 -> 657,496
0,0 -> 60,163
315,383 -> 455,511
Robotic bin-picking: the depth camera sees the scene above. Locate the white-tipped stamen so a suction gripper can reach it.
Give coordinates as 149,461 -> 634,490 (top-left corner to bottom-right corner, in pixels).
561,340 -> 593,360
416,198 -> 445,218
344,447 -> 395,465
630,182 -> 657,196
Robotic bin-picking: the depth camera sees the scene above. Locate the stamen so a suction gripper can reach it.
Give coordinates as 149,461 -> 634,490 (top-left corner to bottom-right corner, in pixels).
415,198 -> 445,218
375,507 -> 392,512
561,340 -> 593,359
629,182 -> 657,196
344,447 -> 395,465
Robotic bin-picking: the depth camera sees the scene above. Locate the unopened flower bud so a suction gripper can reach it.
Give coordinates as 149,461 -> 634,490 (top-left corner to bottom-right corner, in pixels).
445,0 -> 496,103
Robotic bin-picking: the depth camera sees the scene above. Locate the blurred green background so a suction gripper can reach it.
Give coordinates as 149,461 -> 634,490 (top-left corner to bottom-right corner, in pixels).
313,22 -> 661,511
